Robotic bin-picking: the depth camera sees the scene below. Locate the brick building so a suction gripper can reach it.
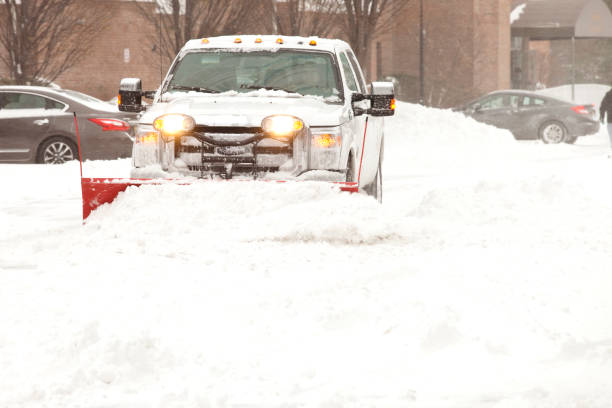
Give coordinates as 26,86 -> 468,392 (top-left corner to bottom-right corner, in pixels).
54,0 -> 164,101
1,0 -> 512,107
371,0 -> 511,107
510,0 -> 612,92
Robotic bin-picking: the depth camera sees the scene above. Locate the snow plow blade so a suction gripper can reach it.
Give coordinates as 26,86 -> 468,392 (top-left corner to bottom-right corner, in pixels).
80,178 -> 359,220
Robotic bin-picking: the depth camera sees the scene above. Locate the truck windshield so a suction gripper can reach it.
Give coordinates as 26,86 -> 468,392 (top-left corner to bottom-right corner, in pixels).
166,50 -> 342,101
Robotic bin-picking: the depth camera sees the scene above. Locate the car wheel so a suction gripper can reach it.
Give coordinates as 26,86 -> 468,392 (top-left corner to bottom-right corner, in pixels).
539,121 -> 566,144
37,137 -> 78,164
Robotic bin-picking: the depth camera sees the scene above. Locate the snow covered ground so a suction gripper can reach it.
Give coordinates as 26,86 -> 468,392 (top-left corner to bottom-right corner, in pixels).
2,102 -> 612,408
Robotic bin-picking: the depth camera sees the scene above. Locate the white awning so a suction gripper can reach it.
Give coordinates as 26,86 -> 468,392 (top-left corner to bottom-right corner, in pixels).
511,0 -> 612,39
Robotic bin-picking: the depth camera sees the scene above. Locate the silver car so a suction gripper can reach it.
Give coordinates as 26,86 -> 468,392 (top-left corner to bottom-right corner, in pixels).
0,86 -> 138,163
455,90 -> 600,144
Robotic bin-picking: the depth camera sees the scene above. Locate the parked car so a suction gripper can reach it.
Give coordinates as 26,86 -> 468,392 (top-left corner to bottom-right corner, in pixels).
117,35 -> 395,201
454,90 -> 600,143
0,86 -> 138,164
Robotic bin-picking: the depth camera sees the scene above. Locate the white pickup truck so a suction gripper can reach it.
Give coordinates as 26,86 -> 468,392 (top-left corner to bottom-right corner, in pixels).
118,35 -> 394,200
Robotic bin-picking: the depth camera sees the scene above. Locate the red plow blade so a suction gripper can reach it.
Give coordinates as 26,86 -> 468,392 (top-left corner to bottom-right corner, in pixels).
74,113 -> 360,221
80,178 -> 359,220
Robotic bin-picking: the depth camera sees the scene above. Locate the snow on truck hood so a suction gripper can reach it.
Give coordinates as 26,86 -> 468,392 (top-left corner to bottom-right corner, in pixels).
140,92 -> 347,128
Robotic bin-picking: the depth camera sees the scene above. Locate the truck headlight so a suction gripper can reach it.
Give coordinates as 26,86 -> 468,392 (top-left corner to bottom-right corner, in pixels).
153,114 -> 195,136
261,115 -> 304,141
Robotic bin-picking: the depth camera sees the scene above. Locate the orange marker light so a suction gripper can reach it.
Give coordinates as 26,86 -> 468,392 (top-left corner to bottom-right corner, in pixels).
309,40 -> 317,46
255,38 -> 262,43
276,38 -> 284,44
390,98 -> 396,110
234,37 -> 242,44
201,38 -> 209,44
313,133 -> 340,148
117,94 -> 121,105
139,132 -> 158,144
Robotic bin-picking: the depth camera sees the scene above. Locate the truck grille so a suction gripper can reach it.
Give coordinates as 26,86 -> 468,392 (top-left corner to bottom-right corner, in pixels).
176,126 -> 292,177
193,126 -> 262,134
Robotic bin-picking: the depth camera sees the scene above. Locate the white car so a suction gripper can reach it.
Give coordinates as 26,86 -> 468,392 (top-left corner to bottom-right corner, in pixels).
118,35 -> 394,200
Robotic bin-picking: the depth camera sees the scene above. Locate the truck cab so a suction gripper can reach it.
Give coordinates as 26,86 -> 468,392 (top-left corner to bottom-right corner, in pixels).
119,35 -> 394,200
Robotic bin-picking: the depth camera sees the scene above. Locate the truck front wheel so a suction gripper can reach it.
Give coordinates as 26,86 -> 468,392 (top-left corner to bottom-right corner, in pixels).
363,160 -> 382,203
345,153 -> 355,182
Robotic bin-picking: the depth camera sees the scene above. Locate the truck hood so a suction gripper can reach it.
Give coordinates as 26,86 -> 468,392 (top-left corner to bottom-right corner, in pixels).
139,94 -> 348,128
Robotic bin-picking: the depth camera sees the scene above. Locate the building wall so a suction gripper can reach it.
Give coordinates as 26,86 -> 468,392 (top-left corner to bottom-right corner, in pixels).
0,0 -> 512,107
54,1 -> 166,101
473,0 -> 511,94
383,0 -> 511,107
497,1 -> 512,90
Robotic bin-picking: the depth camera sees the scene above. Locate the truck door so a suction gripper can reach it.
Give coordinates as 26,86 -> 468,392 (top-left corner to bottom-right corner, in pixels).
343,50 -> 380,187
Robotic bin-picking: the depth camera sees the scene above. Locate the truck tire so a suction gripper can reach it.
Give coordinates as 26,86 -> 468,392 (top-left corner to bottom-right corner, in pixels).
364,160 -> 382,203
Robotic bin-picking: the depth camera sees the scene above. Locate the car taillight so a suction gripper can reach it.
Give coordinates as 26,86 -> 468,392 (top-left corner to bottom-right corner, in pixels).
88,118 -> 130,131
571,105 -> 589,115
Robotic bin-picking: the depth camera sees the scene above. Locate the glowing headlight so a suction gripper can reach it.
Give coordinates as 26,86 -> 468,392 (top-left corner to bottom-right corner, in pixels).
153,114 -> 195,135
261,115 -> 304,140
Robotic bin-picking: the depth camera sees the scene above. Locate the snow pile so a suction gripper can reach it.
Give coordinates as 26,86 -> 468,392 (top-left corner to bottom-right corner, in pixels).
86,181 -> 404,246
384,102 -> 520,175
3,101 -> 612,408
388,102 -> 516,149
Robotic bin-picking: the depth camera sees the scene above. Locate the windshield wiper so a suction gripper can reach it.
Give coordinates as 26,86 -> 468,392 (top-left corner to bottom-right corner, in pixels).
240,84 -> 299,94
168,85 -> 220,94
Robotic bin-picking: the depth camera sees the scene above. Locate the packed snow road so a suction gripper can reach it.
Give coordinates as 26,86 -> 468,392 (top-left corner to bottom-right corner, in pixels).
2,102 -> 612,408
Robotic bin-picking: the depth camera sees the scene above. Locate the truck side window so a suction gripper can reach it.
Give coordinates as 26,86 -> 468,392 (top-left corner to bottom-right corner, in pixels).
339,52 -> 359,93
346,51 -> 367,93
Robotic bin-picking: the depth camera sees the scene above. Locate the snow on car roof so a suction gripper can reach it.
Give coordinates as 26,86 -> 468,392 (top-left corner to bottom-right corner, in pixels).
182,35 -> 349,53
486,89 -> 571,102
0,85 -> 61,93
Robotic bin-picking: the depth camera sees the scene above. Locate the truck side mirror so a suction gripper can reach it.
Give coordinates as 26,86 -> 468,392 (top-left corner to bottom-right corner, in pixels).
368,82 -> 395,117
351,92 -> 367,116
118,78 -> 145,112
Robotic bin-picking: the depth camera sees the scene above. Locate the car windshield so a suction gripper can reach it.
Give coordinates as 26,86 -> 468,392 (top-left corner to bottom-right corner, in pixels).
165,50 -> 342,101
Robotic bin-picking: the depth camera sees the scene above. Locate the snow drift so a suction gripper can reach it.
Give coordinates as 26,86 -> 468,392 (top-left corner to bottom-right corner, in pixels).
2,101 -> 612,408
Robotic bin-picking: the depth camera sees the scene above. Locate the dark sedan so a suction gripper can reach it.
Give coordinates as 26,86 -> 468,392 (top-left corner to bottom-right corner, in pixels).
0,86 -> 139,163
455,90 -> 600,144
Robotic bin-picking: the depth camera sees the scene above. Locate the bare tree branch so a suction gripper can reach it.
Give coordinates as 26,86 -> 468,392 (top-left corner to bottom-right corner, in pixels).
0,0 -> 111,85
340,0 -> 410,78
135,0 -> 261,62
265,0 -> 342,37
